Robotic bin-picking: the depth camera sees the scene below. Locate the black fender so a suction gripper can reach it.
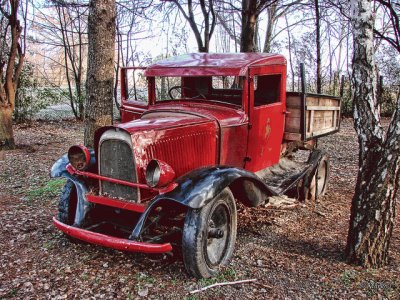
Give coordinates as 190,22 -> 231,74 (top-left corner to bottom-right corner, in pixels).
129,166 -> 275,240
50,152 -> 95,227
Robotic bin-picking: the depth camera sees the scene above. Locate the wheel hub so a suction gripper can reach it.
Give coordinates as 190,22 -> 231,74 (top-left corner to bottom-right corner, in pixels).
208,228 -> 224,239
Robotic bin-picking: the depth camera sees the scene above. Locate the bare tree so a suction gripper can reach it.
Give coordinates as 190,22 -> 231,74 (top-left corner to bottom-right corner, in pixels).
31,0 -> 88,120
240,0 -> 280,52
346,0 -> 400,267
84,0 -> 116,147
373,0 -> 399,53
0,0 -> 26,150
166,0 -> 216,52
314,0 -> 321,93
262,0 -> 302,53
55,3 -> 88,120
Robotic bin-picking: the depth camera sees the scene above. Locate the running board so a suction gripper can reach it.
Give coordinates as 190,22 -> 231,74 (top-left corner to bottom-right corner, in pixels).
256,158 -> 312,195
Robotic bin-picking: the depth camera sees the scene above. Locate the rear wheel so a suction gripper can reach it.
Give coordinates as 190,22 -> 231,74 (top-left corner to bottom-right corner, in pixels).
182,188 -> 237,278
302,151 -> 330,203
315,154 -> 329,196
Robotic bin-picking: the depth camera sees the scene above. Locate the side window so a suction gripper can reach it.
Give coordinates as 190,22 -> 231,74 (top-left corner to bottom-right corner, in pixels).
209,76 -> 243,106
254,74 -> 281,106
125,69 -> 148,104
212,76 -> 242,90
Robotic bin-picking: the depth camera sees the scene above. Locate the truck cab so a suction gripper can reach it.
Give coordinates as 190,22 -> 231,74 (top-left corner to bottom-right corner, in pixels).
51,53 -> 341,278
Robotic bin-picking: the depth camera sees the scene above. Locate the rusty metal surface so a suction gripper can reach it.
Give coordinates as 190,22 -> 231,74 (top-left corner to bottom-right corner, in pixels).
53,217 -> 173,253
145,53 -> 286,77
144,103 -> 248,127
132,121 -> 219,179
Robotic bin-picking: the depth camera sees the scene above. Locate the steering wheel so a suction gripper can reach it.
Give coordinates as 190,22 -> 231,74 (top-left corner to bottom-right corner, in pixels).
168,86 -> 206,100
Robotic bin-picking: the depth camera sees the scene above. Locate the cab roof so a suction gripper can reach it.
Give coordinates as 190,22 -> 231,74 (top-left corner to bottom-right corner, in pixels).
144,53 -> 286,77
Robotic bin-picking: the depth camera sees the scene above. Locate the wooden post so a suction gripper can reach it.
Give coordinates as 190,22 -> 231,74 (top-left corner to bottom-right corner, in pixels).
300,63 -> 306,141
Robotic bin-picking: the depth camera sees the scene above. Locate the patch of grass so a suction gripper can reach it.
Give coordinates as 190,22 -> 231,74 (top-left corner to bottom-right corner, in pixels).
25,178 -> 66,201
42,240 -> 54,250
198,267 -> 237,287
81,273 -> 89,281
136,272 -> 156,288
127,292 -> 134,300
359,279 -> 398,298
341,269 -> 358,287
0,170 -> 11,179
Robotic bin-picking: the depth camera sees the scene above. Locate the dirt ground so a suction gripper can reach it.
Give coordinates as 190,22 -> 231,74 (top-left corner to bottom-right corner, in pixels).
0,118 -> 399,299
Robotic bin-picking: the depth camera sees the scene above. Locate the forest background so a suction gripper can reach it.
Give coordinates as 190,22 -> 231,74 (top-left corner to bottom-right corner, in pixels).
6,0 -> 399,122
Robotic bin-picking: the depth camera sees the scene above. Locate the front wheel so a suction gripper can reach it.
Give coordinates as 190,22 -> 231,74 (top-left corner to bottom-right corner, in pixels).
182,188 -> 237,278
58,180 -> 77,225
58,180 -> 82,244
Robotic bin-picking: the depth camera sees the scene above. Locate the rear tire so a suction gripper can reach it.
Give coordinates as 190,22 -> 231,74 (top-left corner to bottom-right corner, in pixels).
302,151 -> 330,203
182,188 -> 237,278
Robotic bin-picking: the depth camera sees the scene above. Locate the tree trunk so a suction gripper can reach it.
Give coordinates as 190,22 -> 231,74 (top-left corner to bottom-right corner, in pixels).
314,0 -> 322,93
240,0 -> 258,52
0,0 -> 25,150
84,0 -> 116,148
263,3 -> 277,53
346,0 -> 400,268
0,106 -> 15,149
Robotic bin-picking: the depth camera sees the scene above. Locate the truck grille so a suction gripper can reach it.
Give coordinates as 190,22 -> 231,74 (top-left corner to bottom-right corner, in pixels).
99,130 -> 138,202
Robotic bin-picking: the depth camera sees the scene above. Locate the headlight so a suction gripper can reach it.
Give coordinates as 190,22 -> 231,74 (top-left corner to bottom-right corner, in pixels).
68,145 -> 90,171
145,159 -> 175,188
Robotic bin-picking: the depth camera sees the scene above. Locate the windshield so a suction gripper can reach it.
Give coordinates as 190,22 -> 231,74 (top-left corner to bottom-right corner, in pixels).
154,76 -> 243,107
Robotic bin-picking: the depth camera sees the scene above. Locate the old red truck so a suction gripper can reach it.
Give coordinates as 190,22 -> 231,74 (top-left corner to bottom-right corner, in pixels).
51,53 -> 341,278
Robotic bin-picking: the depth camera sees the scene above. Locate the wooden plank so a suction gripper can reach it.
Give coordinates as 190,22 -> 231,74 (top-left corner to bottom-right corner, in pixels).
285,117 -> 301,133
305,126 -> 339,138
283,132 -> 302,141
286,108 -> 301,117
308,110 -> 314,133
333,110 -> 337,128
306,97 -> 339,107
311,117 -> 334,131
286,95 -> 301,108
306,105 -> 340,111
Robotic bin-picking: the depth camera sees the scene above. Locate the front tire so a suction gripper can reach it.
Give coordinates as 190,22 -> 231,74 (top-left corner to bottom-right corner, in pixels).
58,180 -> 77,225
182,188 -> 237,278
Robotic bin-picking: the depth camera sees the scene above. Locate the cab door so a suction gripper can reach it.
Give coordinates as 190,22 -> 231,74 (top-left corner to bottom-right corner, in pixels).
245,66 -> 286,172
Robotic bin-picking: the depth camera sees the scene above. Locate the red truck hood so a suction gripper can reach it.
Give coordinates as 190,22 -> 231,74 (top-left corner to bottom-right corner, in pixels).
107,109 -> 219,185
145,102 -> 248,127
116,102 -> 248,134
117,111 -> 209,134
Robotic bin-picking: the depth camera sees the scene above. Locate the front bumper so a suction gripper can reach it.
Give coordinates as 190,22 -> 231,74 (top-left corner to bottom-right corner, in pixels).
53,217 -> 173,254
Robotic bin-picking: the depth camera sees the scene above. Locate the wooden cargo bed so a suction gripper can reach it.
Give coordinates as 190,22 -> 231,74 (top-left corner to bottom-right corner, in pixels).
284,92 -> 341,141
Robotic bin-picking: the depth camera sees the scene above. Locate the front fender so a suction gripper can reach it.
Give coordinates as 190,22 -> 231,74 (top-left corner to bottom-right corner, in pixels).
129,166 -> 275,240
50,151 -> 96,179
162,166 -> 276,208
50,152 -> 95,227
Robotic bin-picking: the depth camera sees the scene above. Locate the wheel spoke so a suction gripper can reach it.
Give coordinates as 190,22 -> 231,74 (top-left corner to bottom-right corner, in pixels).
317,161 -> 327,195
205,204 -> 230,266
